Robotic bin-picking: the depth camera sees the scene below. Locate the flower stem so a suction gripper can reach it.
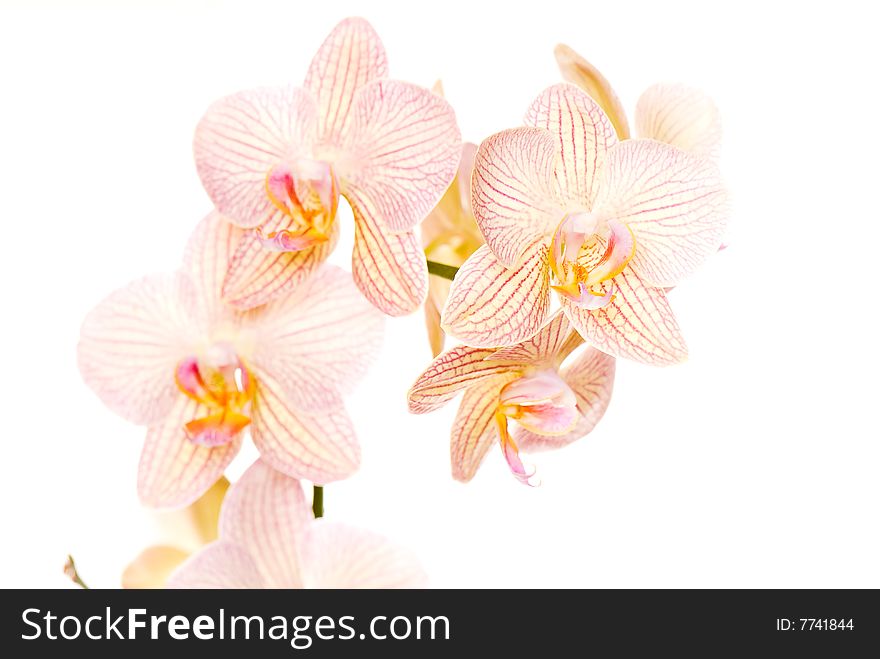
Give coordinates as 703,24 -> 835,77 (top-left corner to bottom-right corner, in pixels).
64,555 -> 89,589
426,260 -> 459,281
312,485 -> 324,519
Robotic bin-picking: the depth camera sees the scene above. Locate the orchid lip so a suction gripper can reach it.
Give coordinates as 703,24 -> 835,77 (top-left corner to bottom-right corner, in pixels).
175,346 -> 256,446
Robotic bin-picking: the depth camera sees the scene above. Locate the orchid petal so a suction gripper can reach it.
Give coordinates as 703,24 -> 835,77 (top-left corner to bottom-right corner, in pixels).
441,241 -> 551,348
488,312 -> 582,365
348,188 -> 428,316
250,370 -> 360,484
78,274 -> 196,426
423,294 -> 445,358
514,347 -> 615,452
500,436 -> 536,486
471,127 -> 562,266
524,83 -> 617,208
635,83 -> 722,157
167,541 -> 264,589
183,213 -> 244,326
304,17 -> 388,146
218,459 -> 311,588
336,79 -> 461,232
562,269 -> 687,366
594,139 -> 728,287
138,394 -> 242,509
554,44 -> 630,139
249,265 -> 384,411
194,86 -> 317,229
408,345 -> 524,414
221,216 -> 338,310
122,546 -> 191,589
299,522 -> 428,589
450,373 -> 519,482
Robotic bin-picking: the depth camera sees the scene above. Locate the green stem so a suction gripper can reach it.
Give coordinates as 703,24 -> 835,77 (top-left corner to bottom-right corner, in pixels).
426,260 -> 459,281
64,555 -> 89,589
312,485 -> 324,519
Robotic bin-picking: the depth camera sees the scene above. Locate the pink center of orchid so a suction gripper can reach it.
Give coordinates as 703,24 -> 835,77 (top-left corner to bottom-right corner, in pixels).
495,370 -> 580,485
259,158 -> 339,252
174,343 -> 256,447
548,211 -> 636,310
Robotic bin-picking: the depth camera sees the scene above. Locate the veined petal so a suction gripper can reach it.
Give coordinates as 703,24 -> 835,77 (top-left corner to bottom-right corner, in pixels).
78,274 -> 196,426
138,394 -> 243,509
336,79 -> 461,232
562,269 -> 687,366
408,345 -> 524,414
635,83 -> 722,157
182,213 -> 243,324
250,370 -> 360,484
167,541 -> 264,589
122,546 -> 191,589
441,241 -> 551,348
221,217 -> 338,310
249,265 -> 384,411
194,86 -> 317,228
594,139 -> 728,287
554,44 -> 630,139
218,459 -> 311,588
451,373 -> 519,482
304,17 -> 388,146
514,346 -> 615,452
348,188 -> 428,316
299,522 -> 427,589
423,294 -> 445,358
488,311 -> 582,366
471,127 -> 562,266
524,83 -> 617,209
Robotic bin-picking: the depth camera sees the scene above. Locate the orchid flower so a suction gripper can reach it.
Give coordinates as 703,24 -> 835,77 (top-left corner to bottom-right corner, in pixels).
78,213 -> 382,508
555,43 -> 722,157
441,83 -> 728,365
421,141 -> 483,356
122,477 -> 228,588
193,17 -> 461,315
169,460 -> 427,588
408,314 -> 614,484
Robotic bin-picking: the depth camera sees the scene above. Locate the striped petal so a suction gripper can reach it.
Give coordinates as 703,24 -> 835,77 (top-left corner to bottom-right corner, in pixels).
249,265 -> 384,411
194,86 -> 317,229
78,274 -> 196,426
471,127 -> 561,267
348,188 -> 428,316
408,345 -> 524,414
554,44 -> 630,139
300,522 -> 427,589
442,241 -> 551,348
138,394 -> 243,509
221,217 -> 338,310
167,542 -> 264,589
514,347 -> 615,452
451,373 -> 519,482
635,83 -> 722,157
524,83 -> 617,209
336,79 -> 461,232
218,459 -> 311,588
304,17 -> 388,147
594,139 -> 728,287
250,370 -> 359,484
562,269 -> 687,366
488,311 -> 582,366
183,212 -> 244,326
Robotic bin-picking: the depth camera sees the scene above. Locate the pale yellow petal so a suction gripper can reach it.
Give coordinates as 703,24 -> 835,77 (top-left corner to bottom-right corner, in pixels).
122,546 -> 190,589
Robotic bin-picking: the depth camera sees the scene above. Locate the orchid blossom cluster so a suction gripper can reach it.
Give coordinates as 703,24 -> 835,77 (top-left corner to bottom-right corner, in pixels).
76,18 -> 728,589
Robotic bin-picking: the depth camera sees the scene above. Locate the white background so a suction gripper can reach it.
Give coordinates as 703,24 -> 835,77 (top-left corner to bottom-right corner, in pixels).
1,0 -> 877,588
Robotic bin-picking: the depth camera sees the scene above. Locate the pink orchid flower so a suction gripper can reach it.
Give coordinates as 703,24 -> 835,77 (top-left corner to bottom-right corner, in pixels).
421,141 -> 483,356
442,83 -> 728,365
408,314 -> 614,484
194,17 -> 461,315
169,460 -> 427,588
556,43 -> 722,157
78,213 -> 382,508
